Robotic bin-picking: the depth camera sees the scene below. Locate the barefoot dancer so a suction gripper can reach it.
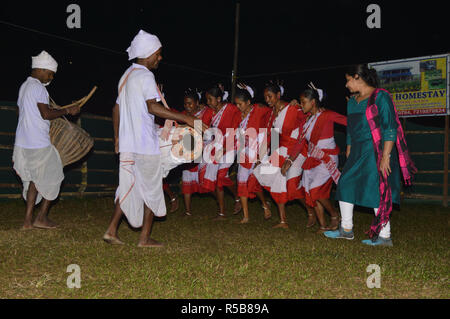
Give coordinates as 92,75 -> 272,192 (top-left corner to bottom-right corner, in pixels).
253,83 -> 308,229
234,85 -> 272,223
283,84 -> 347,233
181,88 -> 214,216
13,51 -> 81,230
104,30 -> 206,247
198,84 -> 242,219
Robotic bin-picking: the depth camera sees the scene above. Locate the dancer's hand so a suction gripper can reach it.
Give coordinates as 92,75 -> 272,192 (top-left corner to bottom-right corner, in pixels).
183,114 -> 209,133
380,154 -> 391,178
290,99 -> 299,106
281,158 -> 292,176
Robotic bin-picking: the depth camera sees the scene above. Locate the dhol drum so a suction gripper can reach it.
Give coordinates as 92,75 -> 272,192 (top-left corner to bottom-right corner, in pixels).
50,117 -> 94,167
158,125 -> 203,178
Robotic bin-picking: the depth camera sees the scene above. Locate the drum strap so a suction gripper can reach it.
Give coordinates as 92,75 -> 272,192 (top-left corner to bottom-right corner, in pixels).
117,67 -> 177,142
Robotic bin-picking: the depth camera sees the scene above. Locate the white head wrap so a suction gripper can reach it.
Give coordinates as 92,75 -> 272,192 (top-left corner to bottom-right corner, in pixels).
308,82 -> 324,102
126,30 -> 162,61
31,51 -> 58,73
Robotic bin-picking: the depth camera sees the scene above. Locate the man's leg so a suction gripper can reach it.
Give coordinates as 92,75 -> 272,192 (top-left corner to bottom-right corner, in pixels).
103,200 -> 125,245
137,204 -> 163,247
33,198 -> 57,229
22,182 -> 38,230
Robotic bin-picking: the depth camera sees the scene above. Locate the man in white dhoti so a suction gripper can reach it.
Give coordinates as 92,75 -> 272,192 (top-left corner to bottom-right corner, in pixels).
103,30 -> 207,247
13,51 -> 81,230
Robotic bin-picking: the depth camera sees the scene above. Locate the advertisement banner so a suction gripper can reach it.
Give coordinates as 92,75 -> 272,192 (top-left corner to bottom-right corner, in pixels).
370,54 -> 449,117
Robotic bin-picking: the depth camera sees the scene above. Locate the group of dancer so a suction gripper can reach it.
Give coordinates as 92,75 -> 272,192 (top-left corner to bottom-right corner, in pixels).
13,29 -> 416,249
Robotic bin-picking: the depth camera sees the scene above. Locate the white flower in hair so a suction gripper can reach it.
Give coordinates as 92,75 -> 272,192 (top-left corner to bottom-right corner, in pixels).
308,82 -> 324,102
279,85 -> 284,96
237,83 -> 254,98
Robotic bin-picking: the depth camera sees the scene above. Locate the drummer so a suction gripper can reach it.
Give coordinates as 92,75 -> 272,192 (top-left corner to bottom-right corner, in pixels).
104,29 -> 208,248
13,50 -> 81,230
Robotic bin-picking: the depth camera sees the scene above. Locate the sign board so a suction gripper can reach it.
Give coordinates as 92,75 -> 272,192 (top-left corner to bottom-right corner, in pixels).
370,54 -> 449,117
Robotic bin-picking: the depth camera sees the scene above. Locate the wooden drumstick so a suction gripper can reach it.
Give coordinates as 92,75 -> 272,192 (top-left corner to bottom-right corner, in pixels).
60,86 -> 98,109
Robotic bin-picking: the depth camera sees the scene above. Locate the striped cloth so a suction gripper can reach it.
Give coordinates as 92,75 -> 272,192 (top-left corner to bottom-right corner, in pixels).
366,88 -> 417,240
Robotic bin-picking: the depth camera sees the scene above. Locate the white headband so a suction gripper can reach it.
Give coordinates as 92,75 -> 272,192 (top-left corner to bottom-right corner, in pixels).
31,50 -> 58,73
308,82 -> 324,102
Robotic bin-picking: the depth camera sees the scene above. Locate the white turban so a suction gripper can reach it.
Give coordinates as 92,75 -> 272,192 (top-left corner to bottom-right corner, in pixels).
31,51 -> 58,73
126,30 -> 162,60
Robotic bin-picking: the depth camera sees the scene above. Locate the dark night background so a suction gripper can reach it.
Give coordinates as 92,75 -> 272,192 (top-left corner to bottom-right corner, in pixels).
1,0 -> 449,116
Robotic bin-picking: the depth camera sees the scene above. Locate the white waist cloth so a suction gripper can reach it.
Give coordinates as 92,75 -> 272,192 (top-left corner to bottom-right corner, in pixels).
115,152 -> 166,228
12,145 -> 64,204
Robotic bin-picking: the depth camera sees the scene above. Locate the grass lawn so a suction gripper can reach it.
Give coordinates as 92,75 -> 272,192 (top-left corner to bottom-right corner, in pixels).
0,195 -> 448,299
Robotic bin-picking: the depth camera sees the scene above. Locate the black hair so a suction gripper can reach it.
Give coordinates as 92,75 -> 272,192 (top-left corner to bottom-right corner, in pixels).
264,82 -> 281,95
345,64 -> 379,88
234,88 -> 253,103
184,88 -> 200,102
300,87 -> 323,107
206,84 -> 224,99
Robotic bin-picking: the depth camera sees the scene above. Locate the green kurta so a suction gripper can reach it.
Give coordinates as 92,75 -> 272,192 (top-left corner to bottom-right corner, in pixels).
335,90 -> 401,208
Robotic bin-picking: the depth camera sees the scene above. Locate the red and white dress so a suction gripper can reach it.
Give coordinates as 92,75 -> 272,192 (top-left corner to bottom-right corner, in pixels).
253,104 -> 308,204
289,110 -> 347,207
181,106 -> 215,194
198,103 -> 241,193
236,104 -> 272,198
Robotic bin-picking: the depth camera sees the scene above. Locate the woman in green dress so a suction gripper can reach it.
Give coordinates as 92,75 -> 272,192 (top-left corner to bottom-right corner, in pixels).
325,64 -> 402,246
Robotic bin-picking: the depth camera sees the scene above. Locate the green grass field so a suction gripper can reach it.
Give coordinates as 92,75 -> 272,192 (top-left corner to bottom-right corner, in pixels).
0,195 -> 449,299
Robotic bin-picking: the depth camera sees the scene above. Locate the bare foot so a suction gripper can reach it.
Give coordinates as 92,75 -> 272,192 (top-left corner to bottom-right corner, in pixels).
263,205 -> 272,220
137,238 -> 164,248
273,222 -> 289,229
306,214 -> 316,228
315,226 -> 329,234
103,233 -> 125,245
213,214 -> 227,221
329,216 -> 340,230
21,224 -> 34,231
33,218 -> 58,229
233,200 -> 242,215
239,218 -> 249,224
169,197 -> 179,213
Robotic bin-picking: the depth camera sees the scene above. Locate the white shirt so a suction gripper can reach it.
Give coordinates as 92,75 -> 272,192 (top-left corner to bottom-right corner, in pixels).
15,77 -> 51,149
116,63 -> 161,155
